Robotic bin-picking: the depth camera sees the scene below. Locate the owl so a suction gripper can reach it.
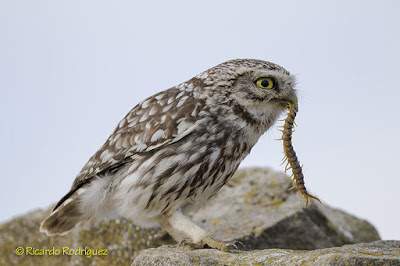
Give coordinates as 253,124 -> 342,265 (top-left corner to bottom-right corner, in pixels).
40,59 -> 297,251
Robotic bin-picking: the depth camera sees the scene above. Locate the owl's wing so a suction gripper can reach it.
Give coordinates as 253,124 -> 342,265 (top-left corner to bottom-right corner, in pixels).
71,88 -> 206,189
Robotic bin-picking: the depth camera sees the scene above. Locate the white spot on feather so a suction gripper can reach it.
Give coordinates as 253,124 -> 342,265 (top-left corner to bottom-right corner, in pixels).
191,106 -> 198,117
141,99 -> 151,109
149,106 -> 158,116
176,91 -> 185,98
116,138 -> 124,149
177,120 -> 193,135
122,136 -> 130,148
76,187 -> 86,196
209,150 -> 221,162
62,198 -> 72,206
118,119 -> 126,128
176,96 -> 188,108
100,150 -> 114,162
139,112 -> 149,122
167,97 -> 174,104
162,104 -> 172,112
198,111 -> 208,117
127,116 -> 139,125
112,134 -> 121,142
151,129 -> 165,142
160,115 -> 167,124
134,134 -> 141,143
155,94 -> 165,100
134,143 -> 147,152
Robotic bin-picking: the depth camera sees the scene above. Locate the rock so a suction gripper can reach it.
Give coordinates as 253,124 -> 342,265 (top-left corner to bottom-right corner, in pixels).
132,240 -> 400,265
0,209 -> 173,265
189,168 -> 380,250
0,168 -> 381,265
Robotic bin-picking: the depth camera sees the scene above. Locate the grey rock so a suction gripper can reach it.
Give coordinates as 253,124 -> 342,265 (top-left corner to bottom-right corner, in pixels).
0,208 -> 172,265
132,240 -> 400,266
190,168 -> 380,250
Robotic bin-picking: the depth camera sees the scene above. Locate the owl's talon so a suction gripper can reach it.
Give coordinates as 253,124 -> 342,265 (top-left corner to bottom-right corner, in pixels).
233,240 -> 245,249
177,238 -> 203,250
176,236 -> 243,252
178,238 -> 188,247
224,240 -> 244,251
225,242 -> 238,250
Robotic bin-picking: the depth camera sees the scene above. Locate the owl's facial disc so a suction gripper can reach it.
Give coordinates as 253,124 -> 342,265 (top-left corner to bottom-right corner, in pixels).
226,64 -> 297,113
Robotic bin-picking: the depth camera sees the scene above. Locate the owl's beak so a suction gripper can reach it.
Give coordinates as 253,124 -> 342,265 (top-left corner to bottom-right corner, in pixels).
286,91 -> 298,107
277,90 -> 298,108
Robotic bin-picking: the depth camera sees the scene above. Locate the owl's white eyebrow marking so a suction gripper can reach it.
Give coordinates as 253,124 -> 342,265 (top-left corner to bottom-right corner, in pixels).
151,129 -> 165,142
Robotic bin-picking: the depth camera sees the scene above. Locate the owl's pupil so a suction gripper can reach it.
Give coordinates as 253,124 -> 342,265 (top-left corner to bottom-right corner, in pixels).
261,80 -> 270,87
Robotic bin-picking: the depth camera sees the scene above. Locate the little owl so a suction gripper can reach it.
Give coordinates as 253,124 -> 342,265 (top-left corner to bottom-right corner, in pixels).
40,59 -> 297,251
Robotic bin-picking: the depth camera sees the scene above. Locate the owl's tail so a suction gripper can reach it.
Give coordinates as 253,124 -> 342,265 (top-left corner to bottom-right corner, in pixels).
40,176 -> 113,236
40,187 -> 86,236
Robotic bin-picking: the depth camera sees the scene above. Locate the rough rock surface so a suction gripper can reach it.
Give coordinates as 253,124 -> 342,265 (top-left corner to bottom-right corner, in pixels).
0,208 -> 173,265
189,168 -> 380,250
0,168 -> 381,265
132,241 -> 400,265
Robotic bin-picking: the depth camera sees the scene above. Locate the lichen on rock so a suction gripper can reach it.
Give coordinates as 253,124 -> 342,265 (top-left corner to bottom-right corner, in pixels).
132,241 -> 400,265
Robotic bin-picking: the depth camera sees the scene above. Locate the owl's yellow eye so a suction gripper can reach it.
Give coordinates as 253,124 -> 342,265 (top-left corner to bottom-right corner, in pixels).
256,78 -> 275,89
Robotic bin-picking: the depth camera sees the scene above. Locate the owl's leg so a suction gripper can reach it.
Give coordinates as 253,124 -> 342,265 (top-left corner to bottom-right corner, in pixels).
158,210 -> 237,251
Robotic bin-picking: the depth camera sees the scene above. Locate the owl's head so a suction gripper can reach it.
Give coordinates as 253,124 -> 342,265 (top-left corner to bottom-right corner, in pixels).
198,59 -> 298,112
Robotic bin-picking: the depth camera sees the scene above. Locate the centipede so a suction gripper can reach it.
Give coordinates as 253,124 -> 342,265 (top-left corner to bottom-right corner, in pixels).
279,103 -> 321,207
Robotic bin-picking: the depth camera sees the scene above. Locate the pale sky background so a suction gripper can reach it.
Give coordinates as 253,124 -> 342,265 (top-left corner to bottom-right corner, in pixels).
1,1 -> 399,240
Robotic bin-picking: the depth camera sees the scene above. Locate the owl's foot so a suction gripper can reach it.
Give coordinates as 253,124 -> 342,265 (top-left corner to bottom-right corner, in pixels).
161,211 -> 243,252
202,236 -> 243,251
179,236 -> 243,252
